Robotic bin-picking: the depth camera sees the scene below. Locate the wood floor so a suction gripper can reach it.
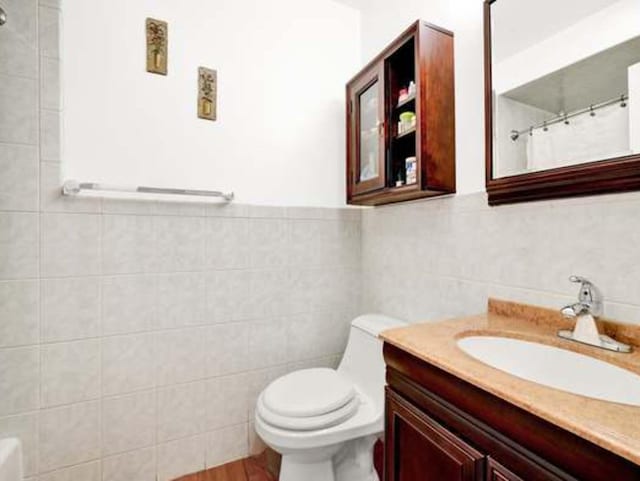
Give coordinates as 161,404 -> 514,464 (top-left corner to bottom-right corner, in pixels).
175,451 -> 280,481
175,441 -> 383,481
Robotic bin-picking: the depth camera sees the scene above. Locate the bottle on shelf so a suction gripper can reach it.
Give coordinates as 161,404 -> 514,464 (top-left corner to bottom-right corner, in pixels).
406,156 -> 417,184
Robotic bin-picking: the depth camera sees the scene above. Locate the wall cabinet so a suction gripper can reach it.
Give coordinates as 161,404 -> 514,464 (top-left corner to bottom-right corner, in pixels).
384,343 -> 640,481
346,21 -> 456,206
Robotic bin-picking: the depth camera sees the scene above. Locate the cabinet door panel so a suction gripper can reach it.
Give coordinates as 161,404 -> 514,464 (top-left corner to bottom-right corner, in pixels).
487,457 -> 525,481
349,64 -> 386,196
385,389 -> 484,481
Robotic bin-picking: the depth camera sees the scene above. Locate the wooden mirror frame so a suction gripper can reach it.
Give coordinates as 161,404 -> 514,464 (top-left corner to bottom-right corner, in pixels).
484,0 -> 640,205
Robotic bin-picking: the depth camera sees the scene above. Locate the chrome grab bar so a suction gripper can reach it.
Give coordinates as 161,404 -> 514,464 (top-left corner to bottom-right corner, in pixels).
62,180 -> 234,201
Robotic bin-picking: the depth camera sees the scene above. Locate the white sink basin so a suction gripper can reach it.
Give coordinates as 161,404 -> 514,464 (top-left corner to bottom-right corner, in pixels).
457,336 -> 640,407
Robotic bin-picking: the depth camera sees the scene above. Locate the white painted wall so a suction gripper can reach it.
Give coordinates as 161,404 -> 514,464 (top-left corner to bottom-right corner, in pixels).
494,97 -> 552,177
353,0 -> 486,194
63,0 -> 360,207
630,63 -> 640,153
490,0 -> 618,63
494,0 -> 640,94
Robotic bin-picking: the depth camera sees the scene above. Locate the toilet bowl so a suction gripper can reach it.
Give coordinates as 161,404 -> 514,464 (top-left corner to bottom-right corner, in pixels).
255,314 -> 406,481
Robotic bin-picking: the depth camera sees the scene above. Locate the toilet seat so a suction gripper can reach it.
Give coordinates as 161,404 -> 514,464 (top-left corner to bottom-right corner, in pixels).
258,393 -> 360,431
263,368 -> 356,417
258,368 -> 360,431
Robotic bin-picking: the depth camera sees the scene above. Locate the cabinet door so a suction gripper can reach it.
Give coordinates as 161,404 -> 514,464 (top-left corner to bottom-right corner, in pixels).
486,458 -> 524,481
348,64 -> 386,196
385,389 -> 484,481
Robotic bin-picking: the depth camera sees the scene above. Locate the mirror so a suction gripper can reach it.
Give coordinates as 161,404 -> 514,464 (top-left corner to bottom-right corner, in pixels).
485,0 -> 640,204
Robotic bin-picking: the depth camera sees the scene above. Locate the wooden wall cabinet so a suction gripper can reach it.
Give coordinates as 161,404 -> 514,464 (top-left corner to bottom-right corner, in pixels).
346,21 -> 456,206
384,343 -> 640,481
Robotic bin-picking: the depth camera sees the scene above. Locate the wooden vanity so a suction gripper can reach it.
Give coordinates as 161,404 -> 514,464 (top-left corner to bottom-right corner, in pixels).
381,300 -> 640,480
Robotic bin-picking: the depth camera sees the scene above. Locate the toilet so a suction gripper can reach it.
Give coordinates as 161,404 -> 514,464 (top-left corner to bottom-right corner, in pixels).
255,314 -> 406,481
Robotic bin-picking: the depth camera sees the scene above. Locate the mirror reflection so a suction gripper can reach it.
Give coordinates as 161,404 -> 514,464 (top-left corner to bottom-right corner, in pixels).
491,0 -> 640,178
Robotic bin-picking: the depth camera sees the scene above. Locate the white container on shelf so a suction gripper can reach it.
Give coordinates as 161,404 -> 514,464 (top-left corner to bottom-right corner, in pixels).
405,156 -> 417,184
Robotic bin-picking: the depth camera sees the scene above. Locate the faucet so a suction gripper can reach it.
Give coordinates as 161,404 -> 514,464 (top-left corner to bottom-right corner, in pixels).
558,276 -> 632,353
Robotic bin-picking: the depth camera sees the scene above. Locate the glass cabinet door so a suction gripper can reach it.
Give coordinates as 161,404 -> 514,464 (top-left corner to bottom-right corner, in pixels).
352,67 -> 386,195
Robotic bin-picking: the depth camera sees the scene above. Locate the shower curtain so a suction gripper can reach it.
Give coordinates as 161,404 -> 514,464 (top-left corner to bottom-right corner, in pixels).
526,101 -> 631,171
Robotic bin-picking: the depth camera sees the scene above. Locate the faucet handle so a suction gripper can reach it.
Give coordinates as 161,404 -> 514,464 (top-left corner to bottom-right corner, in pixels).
567,276 -> 601,314
569,275 -> 591,285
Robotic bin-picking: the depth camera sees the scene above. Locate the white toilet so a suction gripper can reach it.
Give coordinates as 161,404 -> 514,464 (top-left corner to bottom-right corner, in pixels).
255,314 -> 406,481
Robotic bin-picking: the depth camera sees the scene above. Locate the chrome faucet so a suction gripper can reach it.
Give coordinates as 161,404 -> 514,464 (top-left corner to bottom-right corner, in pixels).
558,276 -> 632,353
560,275 -> 600,318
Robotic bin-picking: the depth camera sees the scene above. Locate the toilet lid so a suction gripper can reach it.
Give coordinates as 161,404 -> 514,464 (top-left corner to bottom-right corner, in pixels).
262,368 -> 356,418
258,392 -> 360,431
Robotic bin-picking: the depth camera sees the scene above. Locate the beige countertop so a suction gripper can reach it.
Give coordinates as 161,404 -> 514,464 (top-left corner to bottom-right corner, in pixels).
380,299 -> 640,466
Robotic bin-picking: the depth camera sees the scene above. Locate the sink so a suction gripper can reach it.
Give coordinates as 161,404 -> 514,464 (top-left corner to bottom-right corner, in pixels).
457,336 -> 640,407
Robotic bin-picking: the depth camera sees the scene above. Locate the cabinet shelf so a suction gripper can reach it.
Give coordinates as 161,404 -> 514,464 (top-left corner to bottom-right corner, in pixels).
395,127 -> 416,140
346,20 -> 455,206
396,94 -> 416,109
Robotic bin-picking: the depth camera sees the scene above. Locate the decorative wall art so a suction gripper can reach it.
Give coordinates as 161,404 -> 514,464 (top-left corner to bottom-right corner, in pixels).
198,67 -> 217,121
146,18 -> 168,75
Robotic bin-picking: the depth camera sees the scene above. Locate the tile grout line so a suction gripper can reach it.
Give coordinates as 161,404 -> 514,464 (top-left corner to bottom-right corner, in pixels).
35,0 -> 43,476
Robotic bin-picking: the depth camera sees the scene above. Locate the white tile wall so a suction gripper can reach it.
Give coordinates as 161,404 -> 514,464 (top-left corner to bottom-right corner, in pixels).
16,1 -> 640,479
0,75 -> 38,145
0,166 -> 360,481
204,374 -> 249,431
155,328 -> 206,386
0,0 -> 38,78
40,213 -> 101,277
38,461 -> 101,481
102,391 -> 156,456
157,382 -> 206,443
0,413 -> 38,475
0,212 -> 39,279
40,277 -> 101,342
205,424 -> 248,469
0,280 -> 39,348
0,6 -> 363,480
156,273 -> 206,329
0,347 -> 39,416
40,339 -> 101,407
362,192 -> 640,325
156,435 -> 205,481
101,333 -> 155,396
101,215 -> 155,275
102,447 -> 156,481
101,275 -> 156,336
0,144 -> 38,212
39,401 -> 101,472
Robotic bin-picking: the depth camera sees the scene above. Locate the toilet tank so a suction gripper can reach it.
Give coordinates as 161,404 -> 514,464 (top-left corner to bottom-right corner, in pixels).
337,314 -> 406,413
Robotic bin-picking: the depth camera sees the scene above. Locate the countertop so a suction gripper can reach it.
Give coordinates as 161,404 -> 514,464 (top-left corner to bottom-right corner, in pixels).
380,299 -> 640,466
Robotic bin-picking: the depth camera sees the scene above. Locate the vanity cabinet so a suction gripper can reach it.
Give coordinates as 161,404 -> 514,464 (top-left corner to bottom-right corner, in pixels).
346,21 -> 456,206
384,343 -> 640,481
485,458 -> 524,481
386,388 -> 484,481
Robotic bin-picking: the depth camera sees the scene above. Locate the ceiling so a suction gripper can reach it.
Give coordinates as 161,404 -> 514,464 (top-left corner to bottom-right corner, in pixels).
503,35 -> 640,113
491,0 -> 619,62
332,0 -> 365,10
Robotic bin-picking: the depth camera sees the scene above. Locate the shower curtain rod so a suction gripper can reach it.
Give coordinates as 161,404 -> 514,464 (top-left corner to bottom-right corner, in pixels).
62,180 -> 235,201
510,93 -> 628,141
